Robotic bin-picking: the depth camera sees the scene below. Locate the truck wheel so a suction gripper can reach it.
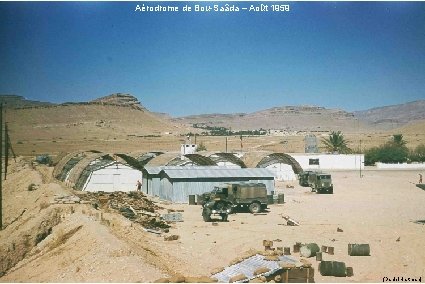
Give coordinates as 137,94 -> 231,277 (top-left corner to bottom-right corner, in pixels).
329,187 -> 334,194
249,202 -> 261,214
221,213 -> 228,222
202,208 -> 212,222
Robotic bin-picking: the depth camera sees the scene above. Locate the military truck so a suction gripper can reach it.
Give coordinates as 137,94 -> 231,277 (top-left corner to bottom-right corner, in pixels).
201,183 -> 268,222
201,197 -> 232,222
308,172 -> 333,194
298,170 -> 314,186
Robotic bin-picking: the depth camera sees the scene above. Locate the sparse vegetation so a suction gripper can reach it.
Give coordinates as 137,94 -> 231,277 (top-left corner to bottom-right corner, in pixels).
196,142 -> 207,152
409,144 -> 425,162
192,124 -> 267,136
365,134 -> 409,165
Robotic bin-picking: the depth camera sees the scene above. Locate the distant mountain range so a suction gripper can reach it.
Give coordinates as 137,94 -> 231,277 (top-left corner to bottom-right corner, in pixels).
1,94 -> 424,132
353,100 -> 425,130
174,101 -> 425,132
173,106 -> 365,132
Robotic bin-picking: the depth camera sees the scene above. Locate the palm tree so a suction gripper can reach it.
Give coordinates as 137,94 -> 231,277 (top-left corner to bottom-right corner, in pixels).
322,131 -> 352,154
391,134 -> 407,147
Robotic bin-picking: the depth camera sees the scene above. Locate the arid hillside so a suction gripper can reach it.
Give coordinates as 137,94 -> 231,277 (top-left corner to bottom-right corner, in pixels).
174,106 -> 369,132
2,94 -> 424,157
3,94 -> 192,156
354,100 -> 425,130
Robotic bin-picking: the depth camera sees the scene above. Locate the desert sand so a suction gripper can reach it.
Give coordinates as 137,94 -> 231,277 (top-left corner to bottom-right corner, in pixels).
1,159 -> 424,282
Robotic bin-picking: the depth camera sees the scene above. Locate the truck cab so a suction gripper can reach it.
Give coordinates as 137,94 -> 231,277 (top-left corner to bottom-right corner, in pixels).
309,173 -> 333,194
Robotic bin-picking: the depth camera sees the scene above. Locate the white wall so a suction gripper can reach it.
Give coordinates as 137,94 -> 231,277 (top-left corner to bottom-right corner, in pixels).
266,163 -> 297,181
83,163 -> 143,192
376,162 -> 425,169
290,154 -> 365,170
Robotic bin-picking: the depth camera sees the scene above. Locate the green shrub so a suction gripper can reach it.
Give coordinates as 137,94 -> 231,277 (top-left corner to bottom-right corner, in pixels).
197,142 -> 207,152
364,134 -> 411,166
409,144 -> 425,162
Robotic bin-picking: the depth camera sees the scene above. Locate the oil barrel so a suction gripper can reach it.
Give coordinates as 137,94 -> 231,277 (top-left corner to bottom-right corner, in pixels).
267,195 -> 274,205
348,244 -> 370,256
319,261 -> 347,277
277,194 -> 285,204
188,195 -> 196,205
300,243 -> 320,258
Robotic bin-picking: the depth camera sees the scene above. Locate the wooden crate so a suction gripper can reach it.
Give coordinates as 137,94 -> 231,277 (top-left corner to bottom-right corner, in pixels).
280,267 -> 315,283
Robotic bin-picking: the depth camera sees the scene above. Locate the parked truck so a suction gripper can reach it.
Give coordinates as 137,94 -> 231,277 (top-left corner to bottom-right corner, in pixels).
201,183 -> 268,221
308,172 -> 333,194
298,170 -> 314,186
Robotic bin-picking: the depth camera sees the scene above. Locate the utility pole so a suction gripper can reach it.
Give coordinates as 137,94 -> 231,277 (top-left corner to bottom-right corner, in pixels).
359,139 -> 362,178
0,103 -> 3,230
5,123 -> 8,180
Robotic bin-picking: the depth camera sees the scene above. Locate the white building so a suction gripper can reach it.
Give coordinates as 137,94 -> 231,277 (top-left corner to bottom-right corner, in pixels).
289,153 -> 365,171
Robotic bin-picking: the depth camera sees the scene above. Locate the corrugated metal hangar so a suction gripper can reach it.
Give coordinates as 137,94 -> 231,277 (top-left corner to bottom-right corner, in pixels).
142,166 -> 275,203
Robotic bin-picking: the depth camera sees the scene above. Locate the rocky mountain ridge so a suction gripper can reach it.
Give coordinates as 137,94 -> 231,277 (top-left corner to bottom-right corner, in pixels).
90,93 -> 146,110
0,95 -> 54,108
0,93 -> 146,111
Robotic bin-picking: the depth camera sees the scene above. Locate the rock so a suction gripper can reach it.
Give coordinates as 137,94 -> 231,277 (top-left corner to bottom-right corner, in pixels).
154,278 -> 170,283
264,255 -> 279,261
300,259 -> 312,268
91,93 -> 146,110
185,276 -> 217,283
28,183 -> 39,191
254,267 -> 270,275
279,262 -> 296,269
211,267 -> 224,275
164,235 -> 179,241
229,274 -> 247,283
249,278 -> 264,283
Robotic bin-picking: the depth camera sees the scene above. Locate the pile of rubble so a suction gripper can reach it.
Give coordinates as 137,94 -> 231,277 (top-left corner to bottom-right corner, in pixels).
76,191 -> 170,231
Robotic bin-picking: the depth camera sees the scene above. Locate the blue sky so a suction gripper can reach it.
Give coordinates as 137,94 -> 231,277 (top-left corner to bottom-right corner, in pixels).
1,1 -> 424,116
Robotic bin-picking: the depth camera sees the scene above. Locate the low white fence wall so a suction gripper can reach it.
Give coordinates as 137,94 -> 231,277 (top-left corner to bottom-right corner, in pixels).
289,154 -> 365,170
376,162 -> 425,169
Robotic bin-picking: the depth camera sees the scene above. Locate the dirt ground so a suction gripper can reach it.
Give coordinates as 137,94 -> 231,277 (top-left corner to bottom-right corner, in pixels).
1,159 -> 425,282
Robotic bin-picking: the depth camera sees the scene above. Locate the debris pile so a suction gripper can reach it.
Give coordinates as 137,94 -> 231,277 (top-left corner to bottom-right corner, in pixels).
53,195 -> 81,204
76,191 -> 170,231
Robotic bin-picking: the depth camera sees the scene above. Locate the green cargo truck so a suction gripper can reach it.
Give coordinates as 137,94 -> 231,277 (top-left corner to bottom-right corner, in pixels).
308,172 -> 333,194
201,183 -> 268,221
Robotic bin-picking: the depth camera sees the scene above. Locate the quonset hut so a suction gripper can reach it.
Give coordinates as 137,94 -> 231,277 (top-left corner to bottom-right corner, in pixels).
243,152 -> 303,181
141,166 -> 275,203
54,151 -> 143,192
